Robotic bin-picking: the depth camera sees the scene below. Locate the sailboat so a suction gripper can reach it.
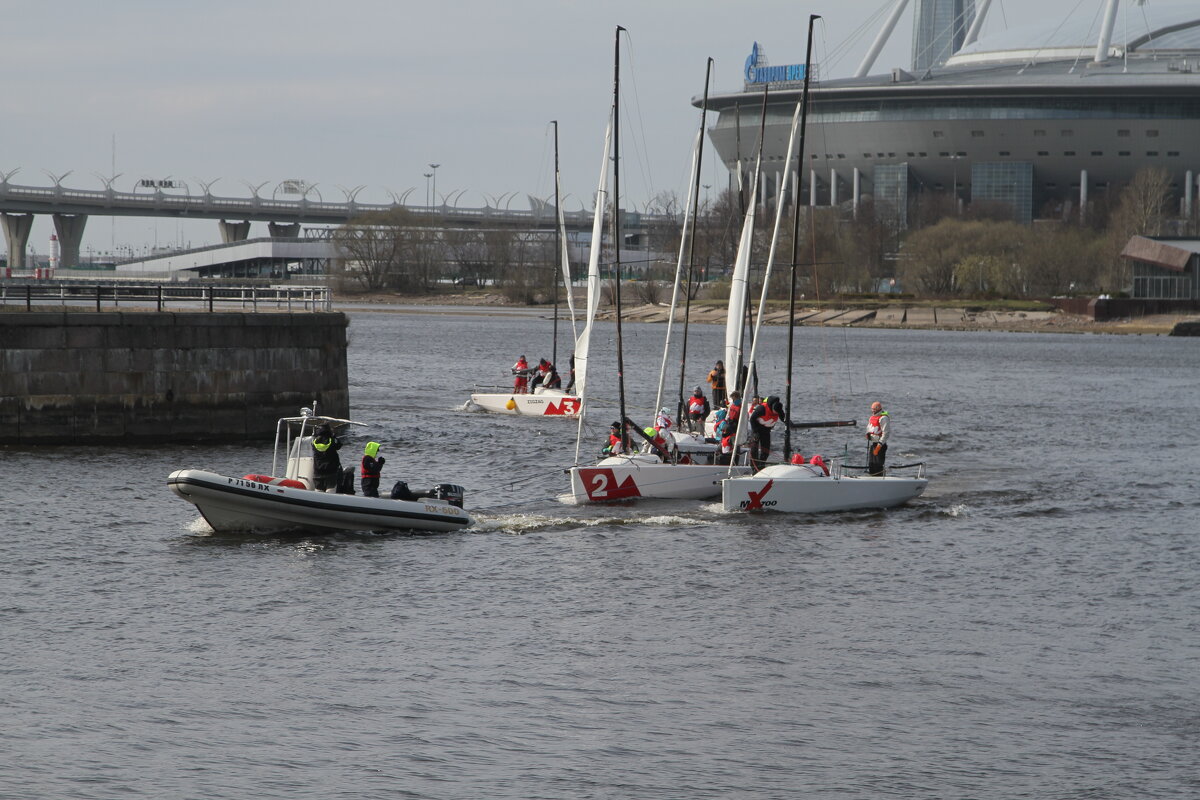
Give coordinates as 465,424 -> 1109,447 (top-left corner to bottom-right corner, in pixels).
567,43 -> 752,503
721,15 -> 928,514
469,122 -> 582,418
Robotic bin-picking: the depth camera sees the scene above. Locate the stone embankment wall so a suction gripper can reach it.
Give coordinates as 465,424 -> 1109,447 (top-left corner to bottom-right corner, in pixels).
0,312 -> 349,444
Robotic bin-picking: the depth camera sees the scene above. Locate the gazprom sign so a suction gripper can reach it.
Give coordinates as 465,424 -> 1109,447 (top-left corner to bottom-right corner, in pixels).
744,42 -> 809,85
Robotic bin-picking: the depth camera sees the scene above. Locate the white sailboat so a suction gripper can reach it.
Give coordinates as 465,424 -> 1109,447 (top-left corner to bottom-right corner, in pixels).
567,49 -> 752,503
469,122 -> 582,418
722,15 -> 928,515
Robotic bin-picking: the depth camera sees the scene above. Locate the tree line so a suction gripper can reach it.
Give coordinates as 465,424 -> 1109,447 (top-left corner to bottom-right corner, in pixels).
331,167 -> 1176,301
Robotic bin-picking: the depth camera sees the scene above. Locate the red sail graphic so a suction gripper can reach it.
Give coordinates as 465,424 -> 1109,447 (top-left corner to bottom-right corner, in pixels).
580,468 -> 642,500
543,397 -> 581,416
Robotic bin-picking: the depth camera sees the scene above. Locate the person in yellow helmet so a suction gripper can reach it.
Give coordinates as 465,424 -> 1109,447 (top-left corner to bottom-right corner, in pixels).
360,441 -> 386,498
311,423 -> 343,492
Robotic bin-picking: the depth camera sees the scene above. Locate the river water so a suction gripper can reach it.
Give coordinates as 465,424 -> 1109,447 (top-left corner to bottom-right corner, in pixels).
3,310 -> 1198,799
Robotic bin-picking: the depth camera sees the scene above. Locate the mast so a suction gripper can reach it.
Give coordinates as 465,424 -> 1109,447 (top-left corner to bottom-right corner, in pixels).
785,14 -> 820,461
674,57 -> 714,426
613,25 -> 630,451
552,119 -> 561,367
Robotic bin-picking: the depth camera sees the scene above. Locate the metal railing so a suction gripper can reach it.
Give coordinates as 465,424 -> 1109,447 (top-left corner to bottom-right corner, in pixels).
0,282 -> 332,312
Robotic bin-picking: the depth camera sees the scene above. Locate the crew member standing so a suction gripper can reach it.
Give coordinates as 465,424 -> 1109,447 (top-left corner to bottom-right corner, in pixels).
311,424 -> 343,492
360,441 -> 386,498
748,395 -> 783,471
512,355 -> 531,394
707,360 -> 727,408
866,400 -> 890,476
686,386 -> 711,433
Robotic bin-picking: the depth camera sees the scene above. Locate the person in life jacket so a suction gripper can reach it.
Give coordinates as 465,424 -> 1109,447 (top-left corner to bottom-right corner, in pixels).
686,386 -> 711,433
512,355 -> 531,394
544,362 -> 562,390
719,391 -> 743,437
716,428 -> 736,466
601,421 -> 625,457
641,425 -> 672,462
360,441 -> 386,498
866,400 -> 890,476
311,424 -> 343,492
708,360 -> 727,408
654,406 -> 673,435
530,358 -> 553,391
749,395 -> 784,471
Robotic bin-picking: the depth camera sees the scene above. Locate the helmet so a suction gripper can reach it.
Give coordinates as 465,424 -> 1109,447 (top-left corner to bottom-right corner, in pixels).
643,427 -> 656,437
693,387 -> 703,395
659,406 -> 670,415
364,441 -> 380,458
610,421 -> 622,429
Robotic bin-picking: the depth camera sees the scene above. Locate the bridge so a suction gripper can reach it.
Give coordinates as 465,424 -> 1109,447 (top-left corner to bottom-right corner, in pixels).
0,173 -> 671,271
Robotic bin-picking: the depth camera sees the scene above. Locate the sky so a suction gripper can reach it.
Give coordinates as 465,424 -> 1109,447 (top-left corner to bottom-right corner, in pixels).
0,0 -> 1117,256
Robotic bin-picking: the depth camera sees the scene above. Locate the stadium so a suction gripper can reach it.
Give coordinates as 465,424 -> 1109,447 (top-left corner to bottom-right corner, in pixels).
701,0 -> 1200,227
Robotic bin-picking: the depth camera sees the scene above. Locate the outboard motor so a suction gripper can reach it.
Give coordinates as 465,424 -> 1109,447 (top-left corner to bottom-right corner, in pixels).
431,483 -> 465,508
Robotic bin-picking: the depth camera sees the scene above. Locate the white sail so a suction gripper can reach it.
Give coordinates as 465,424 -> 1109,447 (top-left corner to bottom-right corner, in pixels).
556,164 -> 578,343
572,116 -> 612,462
652,126 -> 702,419
723,156 -> 762,384
732,94 -> 806,452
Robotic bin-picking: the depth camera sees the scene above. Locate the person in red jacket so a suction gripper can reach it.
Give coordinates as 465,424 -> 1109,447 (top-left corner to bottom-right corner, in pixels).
512,355 -> 531,393
866,400 -> 890,475
748,395 -> 783,471
685,386 -> 711,433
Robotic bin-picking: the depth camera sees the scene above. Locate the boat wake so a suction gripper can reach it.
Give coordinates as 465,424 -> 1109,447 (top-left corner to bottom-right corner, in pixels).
471,510 -> 715,534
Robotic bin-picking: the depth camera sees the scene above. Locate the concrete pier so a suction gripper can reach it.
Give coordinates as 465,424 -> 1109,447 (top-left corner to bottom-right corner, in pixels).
0,311 -> 348,444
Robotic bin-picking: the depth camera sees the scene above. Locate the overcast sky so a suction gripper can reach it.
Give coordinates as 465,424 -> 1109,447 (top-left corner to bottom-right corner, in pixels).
0,0 -> 1150,254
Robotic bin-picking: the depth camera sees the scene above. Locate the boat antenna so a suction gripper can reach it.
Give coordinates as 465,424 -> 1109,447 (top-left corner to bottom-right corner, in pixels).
552,119 -> 561,367
612,25 -> 630,451
785,14 -> 819,461
674,57 -> 714,428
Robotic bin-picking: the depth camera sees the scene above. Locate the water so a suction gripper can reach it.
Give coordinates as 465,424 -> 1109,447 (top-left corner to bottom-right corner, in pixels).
2,311 -> 1198,799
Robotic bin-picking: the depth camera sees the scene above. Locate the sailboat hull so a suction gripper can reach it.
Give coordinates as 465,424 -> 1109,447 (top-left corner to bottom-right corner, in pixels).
568,455 -> 752,502
722,464 -> 927,513
469,388 -> 581,417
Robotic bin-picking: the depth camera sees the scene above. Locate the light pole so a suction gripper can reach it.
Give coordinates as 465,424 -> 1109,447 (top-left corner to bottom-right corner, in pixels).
429,163 -> 440,206
950,154 -> 962,215
423,172 -> 433,207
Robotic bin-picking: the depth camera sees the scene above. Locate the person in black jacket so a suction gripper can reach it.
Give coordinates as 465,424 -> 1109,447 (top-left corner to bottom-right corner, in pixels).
360,441 -> 385,498
311,424 -> 342,491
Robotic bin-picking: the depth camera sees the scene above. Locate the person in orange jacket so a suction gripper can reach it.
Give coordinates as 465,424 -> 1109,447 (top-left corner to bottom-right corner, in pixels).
866,400 -> 890,475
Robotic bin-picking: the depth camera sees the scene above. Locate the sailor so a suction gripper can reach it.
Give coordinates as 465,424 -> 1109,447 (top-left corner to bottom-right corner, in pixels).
716,428 -> 736,466
866,400 -> 890,476
544,362 -> 562,390
565,354 -> 576,392
749,395 -> 783,471
311,424 -> 343,492
686,386 -> 711,433
654,406 -> 673,434
360,441 -> 386,498
601,421 -> 625,456
720,391 -> 743,437
512,355 -> 530,394
530,358 -> 552,391
708,360 -> 727,408
642,425 -> 672,461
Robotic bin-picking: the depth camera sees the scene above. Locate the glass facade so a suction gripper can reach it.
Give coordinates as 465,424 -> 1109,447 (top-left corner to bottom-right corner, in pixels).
874,164 -> 911,229
912,0 -> 975,71
971,162 -> 1034,223
1132,261 -> 1198,299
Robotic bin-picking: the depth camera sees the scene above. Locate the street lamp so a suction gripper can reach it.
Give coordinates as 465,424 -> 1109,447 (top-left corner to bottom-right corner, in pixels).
949,154 -> 962,215
429,163 -> 440,206
423,172 -> 433,207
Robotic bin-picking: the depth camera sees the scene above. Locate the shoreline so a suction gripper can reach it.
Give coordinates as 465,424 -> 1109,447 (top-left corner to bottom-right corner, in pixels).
334,291 -> 1199,336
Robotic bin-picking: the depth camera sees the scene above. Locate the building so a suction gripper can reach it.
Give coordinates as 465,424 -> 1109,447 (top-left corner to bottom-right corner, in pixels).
703,1 -> 1200,226
1121,235 -> 1200,300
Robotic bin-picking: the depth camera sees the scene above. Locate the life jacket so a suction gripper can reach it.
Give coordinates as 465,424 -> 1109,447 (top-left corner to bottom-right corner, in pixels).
727,401 -> 741,422
756,404 -> 780,429
720,433 -> 734,454
514,357 -> 528,373
688,396 -> 707,415
361,456 -> 382,479
867,410 -> 889,437
709,369 -> 726,390
606,432 -> 623,453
